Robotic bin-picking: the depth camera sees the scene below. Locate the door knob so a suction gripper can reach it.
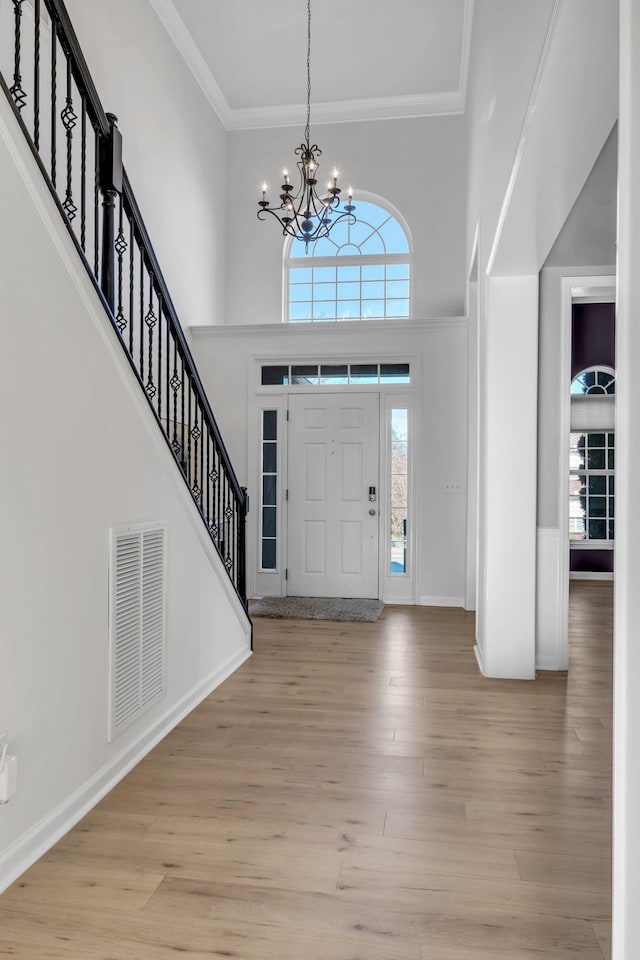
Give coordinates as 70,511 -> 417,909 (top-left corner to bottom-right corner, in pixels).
369,508 -> 376,516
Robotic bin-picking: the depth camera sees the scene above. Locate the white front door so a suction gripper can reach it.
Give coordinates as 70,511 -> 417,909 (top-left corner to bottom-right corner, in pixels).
287,393 -> 379,599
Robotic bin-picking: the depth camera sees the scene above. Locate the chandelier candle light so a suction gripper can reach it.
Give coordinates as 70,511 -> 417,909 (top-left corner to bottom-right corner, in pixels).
257,0 -> 356,251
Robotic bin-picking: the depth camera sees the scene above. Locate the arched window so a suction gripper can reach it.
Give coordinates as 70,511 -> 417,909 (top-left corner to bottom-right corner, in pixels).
569,366 -> 616,544
570,367 -> 616,395
285,198 -> 411,322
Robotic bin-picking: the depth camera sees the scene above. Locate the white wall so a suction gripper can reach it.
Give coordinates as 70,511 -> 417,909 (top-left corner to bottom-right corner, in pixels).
0,92 -> 250,892
225,117 -> 467,325
191,320 -> 469,607
64,0 -> 228,329
465,0 -> 618,677
613,0 -> 640,953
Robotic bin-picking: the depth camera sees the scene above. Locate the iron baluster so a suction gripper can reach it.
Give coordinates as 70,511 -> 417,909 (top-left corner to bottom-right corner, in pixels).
34,0 -> 41,147
114,195 -> 127,333
80,95 -> 86,250
206,429 -> 211,531
93,126 -> 99,275
61,58 -> 77,222
157,295 -> 163,422
191,404 -> 200,503
145,273 -> 157,400
199,402 -> 204,511
187,377 -> 192,487
9,0 -> 27,111
128,217 -> 134,354
239,488 -> 248,607
171,339 -> 179,457
50,23 -> 56,186
138,247 -> 145,381
180,352 -> 185,470
99,113 -> 122,312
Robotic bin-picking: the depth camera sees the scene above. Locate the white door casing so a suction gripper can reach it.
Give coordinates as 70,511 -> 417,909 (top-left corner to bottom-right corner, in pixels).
287,393 -> 380,599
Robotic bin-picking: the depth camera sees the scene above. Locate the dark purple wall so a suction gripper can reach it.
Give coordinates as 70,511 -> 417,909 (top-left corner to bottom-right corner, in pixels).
571,302 -> 616,379
570,548 -> 614,574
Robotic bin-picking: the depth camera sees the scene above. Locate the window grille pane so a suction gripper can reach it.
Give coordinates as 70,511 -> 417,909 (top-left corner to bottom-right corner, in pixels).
313,266 -> 335,283
379,218 -> 410,253
262,506 -> 276,538
290,302 -> 312,321
291,365 -> 319,385
263,475 -> 276,506
262,539 -> 276,569
362,264 -> 385,281
386,299 -> 410,318
362,300 -> 384,318
290,283 -> 312,302
386,263 -> 410,280
350,364 -> 378,383
290,267 -> 312,283
263,442 -> 277,473
263,410 -> 278,440
313,303 -> 336,321
588,519 -> 607,539
337,301 -> 359,319
338,281 -> 360,299
386,279 -> 410,299
337,265 -> 360,281
587,449 -> 605,469
362,280 -> 385,299
380,363 -> 411,383
320,365 -> 349,385
262,366 -> 289,387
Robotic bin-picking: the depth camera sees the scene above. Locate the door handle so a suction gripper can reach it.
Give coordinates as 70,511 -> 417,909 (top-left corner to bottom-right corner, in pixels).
369,508 -> 376,516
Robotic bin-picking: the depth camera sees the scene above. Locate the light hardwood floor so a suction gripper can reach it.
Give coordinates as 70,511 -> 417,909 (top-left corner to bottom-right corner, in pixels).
0,582 -> 612,959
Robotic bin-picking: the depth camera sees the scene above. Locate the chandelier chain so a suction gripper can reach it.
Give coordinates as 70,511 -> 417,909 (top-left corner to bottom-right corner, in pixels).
305,0 -> 311,145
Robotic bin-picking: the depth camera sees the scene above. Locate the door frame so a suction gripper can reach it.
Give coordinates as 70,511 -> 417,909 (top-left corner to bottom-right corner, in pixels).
247,352 -> 418,604
556,274 -> 616,669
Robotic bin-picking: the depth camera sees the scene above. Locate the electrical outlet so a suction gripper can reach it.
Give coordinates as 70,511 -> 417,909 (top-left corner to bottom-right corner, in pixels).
444,480 -> 461,494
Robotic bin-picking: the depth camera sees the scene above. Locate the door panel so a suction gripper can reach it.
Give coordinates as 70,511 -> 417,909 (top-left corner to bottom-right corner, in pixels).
287,393 -> 379,598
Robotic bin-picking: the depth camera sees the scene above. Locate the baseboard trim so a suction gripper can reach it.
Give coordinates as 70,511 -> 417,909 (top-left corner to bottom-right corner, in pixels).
0,645 -> 251,894
419,595 -> 465,608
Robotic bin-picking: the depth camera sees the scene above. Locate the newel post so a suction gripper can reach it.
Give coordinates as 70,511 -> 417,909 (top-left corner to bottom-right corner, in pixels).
99,112 -> 123,313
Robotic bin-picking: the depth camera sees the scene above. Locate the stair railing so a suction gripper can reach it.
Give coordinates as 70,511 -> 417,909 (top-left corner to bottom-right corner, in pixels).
0,0 -> 249,611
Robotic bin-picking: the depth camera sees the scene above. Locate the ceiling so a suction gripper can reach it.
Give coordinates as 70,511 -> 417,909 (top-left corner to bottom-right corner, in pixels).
149,0 -> 475,129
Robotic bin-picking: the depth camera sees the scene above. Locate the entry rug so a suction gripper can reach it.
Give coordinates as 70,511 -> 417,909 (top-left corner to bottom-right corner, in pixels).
249,596 -> 384,622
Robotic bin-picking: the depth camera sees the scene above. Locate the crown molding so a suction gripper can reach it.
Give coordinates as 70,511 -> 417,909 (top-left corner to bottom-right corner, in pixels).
227,91 -> 464,131
150,0 -> 474,130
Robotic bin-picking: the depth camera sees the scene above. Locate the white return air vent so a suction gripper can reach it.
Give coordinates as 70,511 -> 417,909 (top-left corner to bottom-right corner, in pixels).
109,523 -> 167,741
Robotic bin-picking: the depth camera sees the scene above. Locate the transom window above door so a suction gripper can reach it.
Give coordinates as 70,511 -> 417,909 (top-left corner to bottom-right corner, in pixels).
286,199 -> 411,322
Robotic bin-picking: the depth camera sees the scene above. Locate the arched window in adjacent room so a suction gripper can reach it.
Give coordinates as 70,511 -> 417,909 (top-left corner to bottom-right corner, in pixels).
285,197 -> 411,322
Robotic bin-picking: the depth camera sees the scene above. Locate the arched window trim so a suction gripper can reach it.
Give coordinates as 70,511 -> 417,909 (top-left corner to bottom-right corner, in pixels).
282,191 -> 413,324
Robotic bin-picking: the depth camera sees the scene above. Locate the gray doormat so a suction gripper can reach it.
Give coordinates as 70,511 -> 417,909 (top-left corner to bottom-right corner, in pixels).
249,596 -> 384,622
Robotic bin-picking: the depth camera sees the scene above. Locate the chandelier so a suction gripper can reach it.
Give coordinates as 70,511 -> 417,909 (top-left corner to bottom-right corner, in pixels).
257,0 -> 355,252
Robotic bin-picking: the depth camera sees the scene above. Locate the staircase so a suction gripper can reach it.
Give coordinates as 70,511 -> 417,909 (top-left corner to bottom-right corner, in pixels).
0,0 -> 249,615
